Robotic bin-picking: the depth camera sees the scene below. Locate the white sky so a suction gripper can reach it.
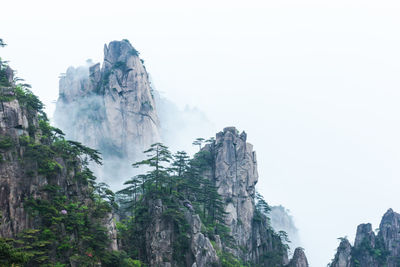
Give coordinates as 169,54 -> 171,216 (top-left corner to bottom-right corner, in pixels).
2,0 -> 400,265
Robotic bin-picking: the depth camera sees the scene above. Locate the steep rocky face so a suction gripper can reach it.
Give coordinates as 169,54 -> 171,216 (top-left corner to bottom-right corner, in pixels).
184,210 -> 220,267
142,199 -> 219,267
0,64 -> 118,265
287,248 -> 309,267
330,239 -> 351,267
202,127 -> 306,266
204,127 -> 258,260
0,67 -> 39,237
330,209 -> 400,267
145,199 -> 175,266
55,40 -> 160,184
0,91 -> 39,237
379,209 -> 400,266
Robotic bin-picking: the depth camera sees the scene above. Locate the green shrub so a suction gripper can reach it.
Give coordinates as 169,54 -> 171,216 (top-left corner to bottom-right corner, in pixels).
0,136 -> 13,150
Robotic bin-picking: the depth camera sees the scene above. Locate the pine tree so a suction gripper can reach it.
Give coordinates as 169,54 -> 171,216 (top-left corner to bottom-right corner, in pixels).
132,143 -> 172,192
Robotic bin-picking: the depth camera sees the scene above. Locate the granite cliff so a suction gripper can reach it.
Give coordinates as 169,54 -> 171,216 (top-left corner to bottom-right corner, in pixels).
1,40 -> 310,266
115,127 -> 309,266
200,127 -> 308,266
0,60 -> 122,266
330,209 -> 400,267
55,40 -> 160,185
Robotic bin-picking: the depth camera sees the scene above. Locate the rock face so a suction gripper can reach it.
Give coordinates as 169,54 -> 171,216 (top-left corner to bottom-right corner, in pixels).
330,238 -> 352,267
184,210 -> 219,267
0,66 -> 40,237
330,209 -> 400,267
55,40 -> 160,184
141,127 -> 308,267
202,127 -> 307,266
0,66 -> 118,251
144,199 -> 219,267
287,248 -> 309,267
203,127 -> 258,260
145,199 -> 174,267
0,101 -> 38,237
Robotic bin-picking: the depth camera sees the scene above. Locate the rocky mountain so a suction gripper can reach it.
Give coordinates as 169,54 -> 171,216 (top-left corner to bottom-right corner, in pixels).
201,127 -> 308,266
0,61 -> 119,266
54,40 -> 160,185
2,40 -> 309,266
114,127 -> 309,267
330,209 -> 400,267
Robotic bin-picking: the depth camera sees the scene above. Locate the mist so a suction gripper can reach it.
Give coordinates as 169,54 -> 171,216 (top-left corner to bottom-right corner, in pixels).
3,0 -> 400,265
54,59 -> 216,191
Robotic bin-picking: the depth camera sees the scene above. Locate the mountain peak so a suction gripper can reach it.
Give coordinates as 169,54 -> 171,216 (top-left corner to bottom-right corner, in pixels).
104,39 -> 139,65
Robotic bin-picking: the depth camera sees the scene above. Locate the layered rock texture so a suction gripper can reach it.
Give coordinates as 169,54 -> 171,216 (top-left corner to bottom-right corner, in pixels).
129,127 -> 309,266
55,40 -> 160,184
330,209 -> 400,267
142,199 -> 219,267
202,127 -> 308,266
0,64 -> 117,265
0,69 -> 41,237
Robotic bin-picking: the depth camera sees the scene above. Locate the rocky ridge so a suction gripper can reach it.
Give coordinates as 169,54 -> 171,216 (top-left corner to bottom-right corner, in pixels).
330,209 -> 400,267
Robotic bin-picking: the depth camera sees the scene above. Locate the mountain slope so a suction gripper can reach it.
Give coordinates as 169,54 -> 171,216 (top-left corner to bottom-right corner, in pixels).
0,57 -> 121,266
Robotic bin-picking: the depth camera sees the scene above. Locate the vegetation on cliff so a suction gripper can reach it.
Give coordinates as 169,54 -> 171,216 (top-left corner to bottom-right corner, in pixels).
0,43 -> 138,266
1,40 -> 294,267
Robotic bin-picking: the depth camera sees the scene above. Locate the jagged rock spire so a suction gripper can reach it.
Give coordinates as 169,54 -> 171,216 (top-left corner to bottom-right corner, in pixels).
287,248 -> 309,267
55,39 -> 160,184
330,209 -> 400,267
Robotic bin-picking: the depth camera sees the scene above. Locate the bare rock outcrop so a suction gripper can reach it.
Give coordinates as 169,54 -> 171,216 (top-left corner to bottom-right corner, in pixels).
144,199 -> 219,267
330,209 -> 400,267
184,209 -> 219,267
55,40 -> 160,184
330,238 -> 352,267
202,127 -> 307,266
287,248 -> 309,267
0,98 -> 38,237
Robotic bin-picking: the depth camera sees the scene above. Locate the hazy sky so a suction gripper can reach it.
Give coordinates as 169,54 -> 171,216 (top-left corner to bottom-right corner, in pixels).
2,0 -> 400,265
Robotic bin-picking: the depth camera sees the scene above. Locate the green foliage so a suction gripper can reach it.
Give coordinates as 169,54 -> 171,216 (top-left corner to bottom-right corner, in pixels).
14,84 -> 45,115
102,250 -> 142,267
113,61 -> 128,72
351,235 -> 390,266
24,142 -> 62,177
0,136 -> 13,150
19,135 -> 31,146
21,183 -> 113,266
0,237 -> 30,266
22,117 -> 101,179
192,137 -> 205,151
0,212 -> 30,266
0,57 -> 10,88
0,51 -> 122,266
217,250 -> 248,267
116,141 -> 235,265
255,192 -> 271,216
